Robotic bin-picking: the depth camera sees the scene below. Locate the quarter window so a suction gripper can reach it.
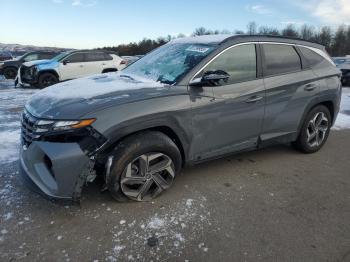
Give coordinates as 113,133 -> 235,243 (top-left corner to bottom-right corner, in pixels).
263,44 -> 301,76
298,46 -> 328,67
200,44 -> 257,85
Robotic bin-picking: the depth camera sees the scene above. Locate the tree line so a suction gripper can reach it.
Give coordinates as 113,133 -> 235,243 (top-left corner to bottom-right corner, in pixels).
99,22 -> 350,57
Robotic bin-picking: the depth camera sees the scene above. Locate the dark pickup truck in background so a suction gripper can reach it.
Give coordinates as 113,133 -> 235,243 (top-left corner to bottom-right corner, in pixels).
0,51 -> 59,79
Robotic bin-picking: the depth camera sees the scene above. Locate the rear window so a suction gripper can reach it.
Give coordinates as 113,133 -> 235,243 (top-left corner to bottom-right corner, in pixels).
263,44 -> 302,76
299,46 -> 327,67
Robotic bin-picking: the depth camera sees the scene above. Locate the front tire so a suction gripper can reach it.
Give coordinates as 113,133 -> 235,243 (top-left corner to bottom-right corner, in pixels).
293,105 -> 331,154
3,67 -> 17,79
38,73 -> 58,88
107,131 -> 182,202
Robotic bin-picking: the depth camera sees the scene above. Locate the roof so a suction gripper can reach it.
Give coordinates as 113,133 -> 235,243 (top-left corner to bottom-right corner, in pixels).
170,34 -> 325,50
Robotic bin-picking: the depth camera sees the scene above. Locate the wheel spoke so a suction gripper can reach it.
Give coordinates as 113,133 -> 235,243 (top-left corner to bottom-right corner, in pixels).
152,173 -> 170,189
137,179 -> 154,201
148,157 -> 172,175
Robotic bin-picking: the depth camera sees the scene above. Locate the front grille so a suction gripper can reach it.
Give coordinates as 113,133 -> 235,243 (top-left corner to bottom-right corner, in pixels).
21,110 -> 41,147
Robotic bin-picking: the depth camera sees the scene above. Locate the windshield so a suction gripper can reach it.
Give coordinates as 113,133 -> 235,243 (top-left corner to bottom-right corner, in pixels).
123,43 -> 216,84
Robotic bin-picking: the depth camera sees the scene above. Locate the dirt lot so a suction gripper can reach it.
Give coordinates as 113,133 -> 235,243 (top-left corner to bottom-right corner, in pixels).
0,77 -> 350,262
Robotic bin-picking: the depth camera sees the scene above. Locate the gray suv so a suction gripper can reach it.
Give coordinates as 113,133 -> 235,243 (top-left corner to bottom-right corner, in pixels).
20,35 -> 342,202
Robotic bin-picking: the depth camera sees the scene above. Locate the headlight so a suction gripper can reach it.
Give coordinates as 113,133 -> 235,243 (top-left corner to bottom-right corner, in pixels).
0,63 -> 4,68
36,118 -> 96,131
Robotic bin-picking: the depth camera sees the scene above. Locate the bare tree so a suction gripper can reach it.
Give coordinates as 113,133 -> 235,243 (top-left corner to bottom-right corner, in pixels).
247,22 -> 258,35
300,24 -> 315,41
258,26 -> 280,35
281,24 -> 299,38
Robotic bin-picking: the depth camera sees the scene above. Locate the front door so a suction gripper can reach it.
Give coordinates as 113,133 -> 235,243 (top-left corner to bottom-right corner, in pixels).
190,44 -> 265,161
58,52 -> 86,81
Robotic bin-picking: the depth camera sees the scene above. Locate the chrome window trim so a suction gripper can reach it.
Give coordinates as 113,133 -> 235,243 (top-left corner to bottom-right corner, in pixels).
189,41 -> 333,83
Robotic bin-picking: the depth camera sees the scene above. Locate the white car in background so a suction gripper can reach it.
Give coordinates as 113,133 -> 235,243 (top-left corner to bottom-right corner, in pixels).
17,50 -> 127,88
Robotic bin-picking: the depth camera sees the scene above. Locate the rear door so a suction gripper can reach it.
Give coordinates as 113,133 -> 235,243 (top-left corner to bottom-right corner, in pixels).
190,44 -> 266,160
84,52 -> 110,75
260,43 -> 320,141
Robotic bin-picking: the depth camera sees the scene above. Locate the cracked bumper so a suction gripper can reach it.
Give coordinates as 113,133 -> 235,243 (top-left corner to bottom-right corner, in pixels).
19,141 -> 93,200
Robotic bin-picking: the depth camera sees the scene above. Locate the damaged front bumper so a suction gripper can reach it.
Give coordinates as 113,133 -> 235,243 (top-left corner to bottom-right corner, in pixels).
20,141 -> 96,201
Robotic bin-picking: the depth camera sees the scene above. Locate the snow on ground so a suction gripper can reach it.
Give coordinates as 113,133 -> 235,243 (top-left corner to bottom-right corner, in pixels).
0,76 -> 38,164
333,87 -> 350,130
106,196 -> 211,261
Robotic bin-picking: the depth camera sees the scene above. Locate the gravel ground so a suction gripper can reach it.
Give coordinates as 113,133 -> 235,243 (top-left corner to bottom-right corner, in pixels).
0,76 -> 350,262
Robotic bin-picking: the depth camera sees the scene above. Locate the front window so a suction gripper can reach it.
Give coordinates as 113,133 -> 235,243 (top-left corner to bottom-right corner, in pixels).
123,43 -> 216,84
52,51 -> 71,62
196,44 -> 257,85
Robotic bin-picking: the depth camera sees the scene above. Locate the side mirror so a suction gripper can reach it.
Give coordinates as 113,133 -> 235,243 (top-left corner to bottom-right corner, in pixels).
62,60 -> 69,65
190,70 -> 230,87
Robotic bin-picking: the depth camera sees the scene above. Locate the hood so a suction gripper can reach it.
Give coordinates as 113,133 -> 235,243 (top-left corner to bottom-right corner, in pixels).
26,73 -> 184,119
23,59 -> 52,67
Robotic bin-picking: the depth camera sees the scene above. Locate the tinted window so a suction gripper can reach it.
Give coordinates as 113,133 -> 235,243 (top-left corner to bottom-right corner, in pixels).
201,44 -> 257,84
85,52 -> 107,62
263,44 -> 301,76
299,46 -> 327,66
66,53 -> 85,63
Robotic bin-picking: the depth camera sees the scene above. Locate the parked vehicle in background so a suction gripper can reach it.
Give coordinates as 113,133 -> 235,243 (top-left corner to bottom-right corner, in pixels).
20,35 -> 341,202
121,55 -> 141,66
0,51 -> 59,79
332,56 -> 350,66
0,51 -> 13,62
17,50 -> 126,88
338,62 -> 350,86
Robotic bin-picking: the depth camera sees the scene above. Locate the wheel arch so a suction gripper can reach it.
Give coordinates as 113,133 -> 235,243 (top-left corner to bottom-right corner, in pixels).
38,69 -> 60,80
297,97 -> 336,137
97,123 -> 189,167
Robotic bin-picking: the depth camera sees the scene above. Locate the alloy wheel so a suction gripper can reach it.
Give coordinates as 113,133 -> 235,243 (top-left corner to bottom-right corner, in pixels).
120,152 -> 175,201
306,112 -> 329,148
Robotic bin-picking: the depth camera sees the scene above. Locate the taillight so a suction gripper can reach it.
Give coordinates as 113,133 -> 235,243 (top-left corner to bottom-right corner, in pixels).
120,60 -> 127,65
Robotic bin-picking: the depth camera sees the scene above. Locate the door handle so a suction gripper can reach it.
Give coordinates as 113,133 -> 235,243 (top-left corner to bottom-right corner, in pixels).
245,95 -> 263,103
79,65 -> 84,68
304,84 -> 317,91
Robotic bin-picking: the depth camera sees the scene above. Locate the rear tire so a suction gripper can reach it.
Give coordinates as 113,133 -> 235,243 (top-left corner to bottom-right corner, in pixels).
293,105 -> 331,154
3,67 -> 17,79
106,131 -> 182,202
38,73 -> 58,88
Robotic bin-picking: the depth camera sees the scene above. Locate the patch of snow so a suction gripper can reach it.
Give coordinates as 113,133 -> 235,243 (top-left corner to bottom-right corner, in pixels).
119,220 -> 126,225
3,212 -> 13,221
333,88 -> 350,130
108,196 -> 212,261
31,72 -> 164,101
147,216 -> 165,229
57,235 -> 63,240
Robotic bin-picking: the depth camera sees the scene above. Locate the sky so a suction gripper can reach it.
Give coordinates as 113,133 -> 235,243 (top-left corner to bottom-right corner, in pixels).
0,0 -> 349,49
